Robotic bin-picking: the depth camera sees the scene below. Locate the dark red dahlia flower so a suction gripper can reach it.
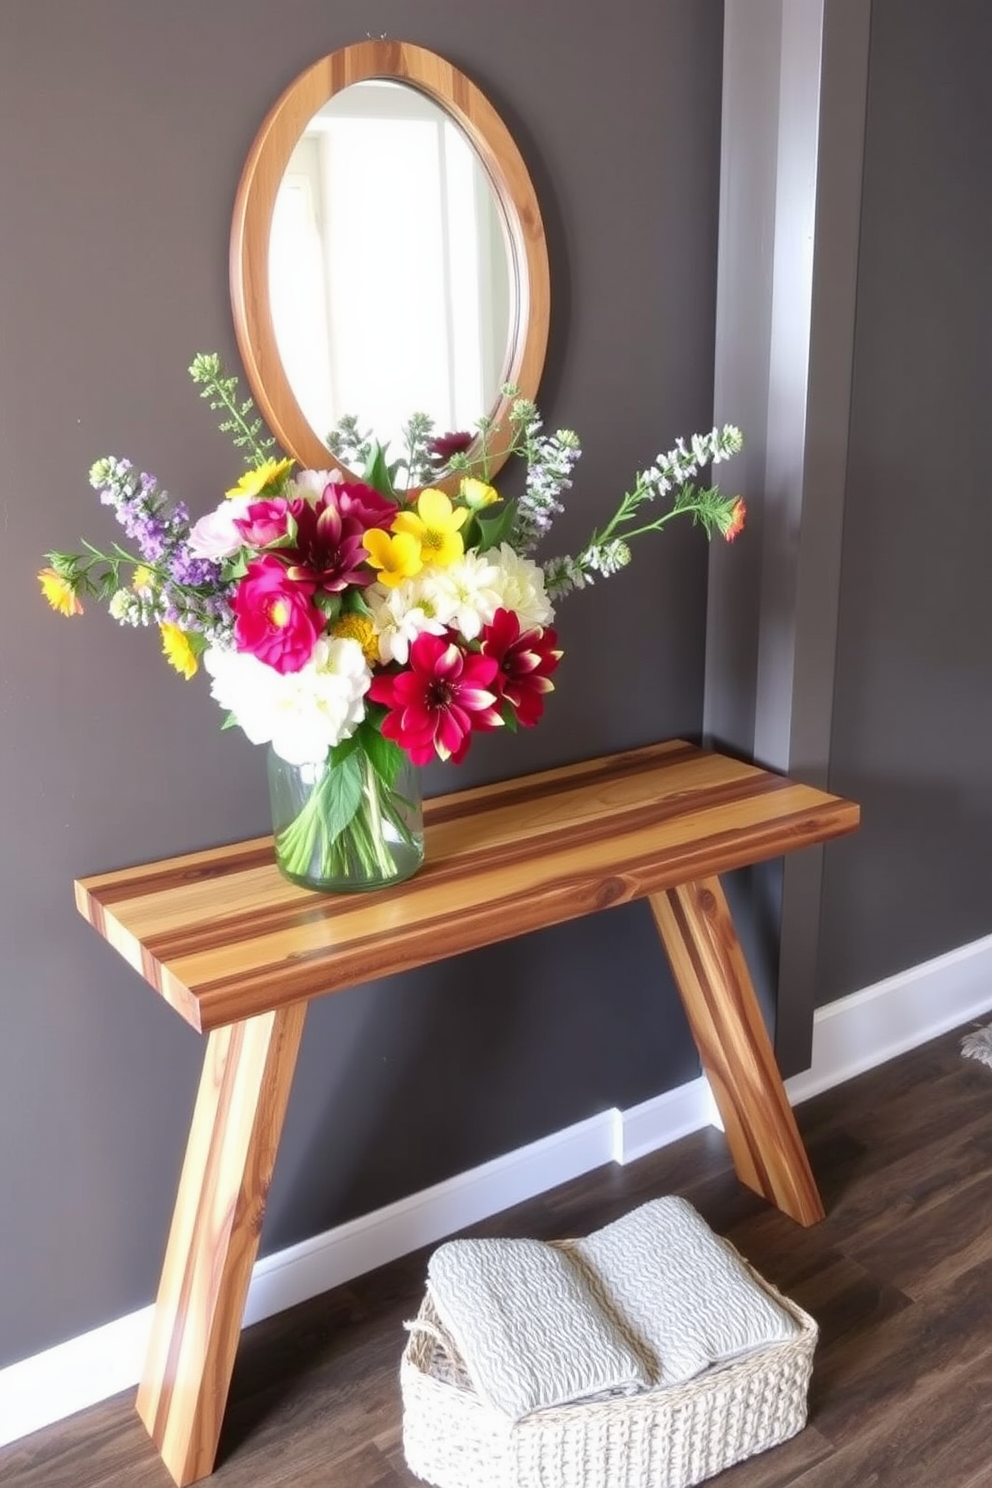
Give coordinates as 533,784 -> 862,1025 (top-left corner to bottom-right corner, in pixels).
481,607 -> 562,727
282,482 -> 392,592
428,430 -> 475,464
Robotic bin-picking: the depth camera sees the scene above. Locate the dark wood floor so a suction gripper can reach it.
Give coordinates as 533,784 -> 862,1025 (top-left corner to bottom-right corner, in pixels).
6,1016 -> 992,1488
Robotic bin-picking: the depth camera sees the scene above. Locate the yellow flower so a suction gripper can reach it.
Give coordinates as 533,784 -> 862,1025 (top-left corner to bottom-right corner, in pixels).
460,476 -> 500,510
392,488 -> 468,568
363,528 -> 424,588
38,567 -> 83,616
225,456 -> 294,500
159,623 -> 198,679
132,565 -> 156,594
332,611 -> 380,666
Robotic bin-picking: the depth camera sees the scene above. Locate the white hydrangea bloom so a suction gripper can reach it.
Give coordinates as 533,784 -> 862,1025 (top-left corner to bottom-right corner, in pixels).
488,543 -> 555,627
203,638 -> 371,766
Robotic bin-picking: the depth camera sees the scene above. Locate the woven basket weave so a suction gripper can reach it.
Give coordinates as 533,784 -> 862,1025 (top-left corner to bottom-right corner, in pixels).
400,1239 -> 817,1488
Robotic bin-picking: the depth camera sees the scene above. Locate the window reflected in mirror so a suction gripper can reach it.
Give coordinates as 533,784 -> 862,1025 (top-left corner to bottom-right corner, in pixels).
270,82 -> 512,455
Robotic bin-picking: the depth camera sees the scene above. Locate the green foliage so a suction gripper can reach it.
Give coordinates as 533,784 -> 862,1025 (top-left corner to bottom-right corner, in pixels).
189,353 -> 276,467
473,500 -> 518,553
357,722 -> 406,789
315,750 -> 364,840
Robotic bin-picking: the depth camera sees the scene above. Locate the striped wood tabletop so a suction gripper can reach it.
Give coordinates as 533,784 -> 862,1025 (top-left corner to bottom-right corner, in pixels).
76,740 -> 860,1035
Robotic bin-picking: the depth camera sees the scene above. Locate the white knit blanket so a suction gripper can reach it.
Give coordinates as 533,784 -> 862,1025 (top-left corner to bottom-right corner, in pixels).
573,1197 -> 799,1387
425,1198 -> 799,1421
426,1236 -> 650,1421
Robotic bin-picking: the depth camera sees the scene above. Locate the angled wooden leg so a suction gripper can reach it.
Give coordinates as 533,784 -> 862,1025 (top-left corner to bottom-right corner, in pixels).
136,1001 -> 308,1486
648,877 -> 824,1227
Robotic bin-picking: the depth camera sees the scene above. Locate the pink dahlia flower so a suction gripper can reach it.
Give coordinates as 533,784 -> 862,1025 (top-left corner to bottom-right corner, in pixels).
232,554 -> 322,674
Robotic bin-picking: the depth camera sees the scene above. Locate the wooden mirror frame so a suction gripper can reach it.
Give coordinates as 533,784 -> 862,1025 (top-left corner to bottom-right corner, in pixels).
230,39 -> 551,486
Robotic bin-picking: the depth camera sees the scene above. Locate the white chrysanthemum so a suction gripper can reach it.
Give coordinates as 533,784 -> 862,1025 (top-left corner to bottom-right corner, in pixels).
203,638 -> 371,766
489,543 -> 556,627
366,579 -> 451,665
426,549 -> 505,640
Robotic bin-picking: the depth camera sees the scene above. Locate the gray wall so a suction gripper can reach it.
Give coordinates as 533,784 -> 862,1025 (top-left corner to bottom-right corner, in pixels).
819,0 -> 992,1001
0,1 -> 724,1367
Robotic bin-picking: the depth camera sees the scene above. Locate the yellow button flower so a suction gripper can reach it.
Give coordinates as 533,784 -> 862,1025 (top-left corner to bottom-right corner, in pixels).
38,567 -> 83,616
392,488 -> 468,568
159,623 -> 198,679
332,611 -> 380,665
460,476 -> 500,510
225,456 -> 294,500
363,528 -> 424,588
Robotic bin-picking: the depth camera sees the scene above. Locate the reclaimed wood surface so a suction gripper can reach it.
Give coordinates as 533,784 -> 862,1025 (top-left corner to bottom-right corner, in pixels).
650,877 -> 825,1226
76,741 -> 859,1034
135,1003 -> 307,1487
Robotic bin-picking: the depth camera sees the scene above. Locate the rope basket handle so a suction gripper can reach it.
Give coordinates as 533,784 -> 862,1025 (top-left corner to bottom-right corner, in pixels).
403,1316 -> 451,1349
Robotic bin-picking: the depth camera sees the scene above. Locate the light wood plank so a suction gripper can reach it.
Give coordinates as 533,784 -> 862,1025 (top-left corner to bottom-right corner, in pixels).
76,743 -> 859,1032
136,1002 -> 307,1486
649,876 -> 825,1226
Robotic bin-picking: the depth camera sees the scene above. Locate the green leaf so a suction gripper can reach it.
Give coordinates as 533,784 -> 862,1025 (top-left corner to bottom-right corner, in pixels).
329,733 -> 361,767
319,750 -> 364,840
314,591 -> 343,622
475,499 -> 518,552
220,711 -> 240,730
358,722 -> 406,789
363,442 -> 398,499
498,700 -> 519,731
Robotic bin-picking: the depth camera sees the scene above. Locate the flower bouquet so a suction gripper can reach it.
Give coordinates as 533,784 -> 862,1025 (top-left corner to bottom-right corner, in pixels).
40,355 -> 745,892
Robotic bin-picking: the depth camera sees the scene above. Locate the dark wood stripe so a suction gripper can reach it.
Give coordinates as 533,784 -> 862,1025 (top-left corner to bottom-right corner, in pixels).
137,770 -> 795,965
153,1021 -> 244,1445
423,739 -> 703,825
78,743 -> 705,906
663,886 -> 777,1198
181,802 -> 859,1028
78,840 -> 276,907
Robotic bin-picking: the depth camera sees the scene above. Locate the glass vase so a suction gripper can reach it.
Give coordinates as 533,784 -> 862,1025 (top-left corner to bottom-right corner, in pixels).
267,745 -> 425,893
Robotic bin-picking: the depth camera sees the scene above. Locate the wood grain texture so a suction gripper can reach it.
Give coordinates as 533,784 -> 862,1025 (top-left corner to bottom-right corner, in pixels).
75,741 -> 860,1034
229,38 -> 551,480
135,1002 -> 307,1487
649,877 -> 826,1226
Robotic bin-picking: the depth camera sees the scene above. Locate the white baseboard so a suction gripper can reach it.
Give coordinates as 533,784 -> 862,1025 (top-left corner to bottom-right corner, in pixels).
4,931 -> 992,1450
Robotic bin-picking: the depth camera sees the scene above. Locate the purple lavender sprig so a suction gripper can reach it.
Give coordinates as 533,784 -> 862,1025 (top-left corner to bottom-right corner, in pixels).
57,457 -> 236,642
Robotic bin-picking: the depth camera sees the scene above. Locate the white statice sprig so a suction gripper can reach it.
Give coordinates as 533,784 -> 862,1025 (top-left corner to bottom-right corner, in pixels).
541,424 -> 745,600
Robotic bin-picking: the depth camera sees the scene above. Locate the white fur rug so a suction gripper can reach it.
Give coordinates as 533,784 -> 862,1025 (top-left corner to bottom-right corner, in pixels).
961,1024 -> 992,1069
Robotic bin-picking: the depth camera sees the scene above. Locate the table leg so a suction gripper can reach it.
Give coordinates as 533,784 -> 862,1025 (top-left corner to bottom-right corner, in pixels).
136,1001 -> 308,1486
648,876 -> 824,1226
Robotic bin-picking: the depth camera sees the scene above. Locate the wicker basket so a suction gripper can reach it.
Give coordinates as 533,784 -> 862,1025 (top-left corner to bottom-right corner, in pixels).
400,1239 -> 817,1488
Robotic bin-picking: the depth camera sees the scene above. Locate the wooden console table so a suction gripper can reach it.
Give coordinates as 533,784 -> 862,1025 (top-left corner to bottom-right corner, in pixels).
76,740 -> 858,1486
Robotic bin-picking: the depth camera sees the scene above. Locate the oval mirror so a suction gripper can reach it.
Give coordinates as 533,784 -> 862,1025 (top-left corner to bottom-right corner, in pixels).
230,40 -> 551,486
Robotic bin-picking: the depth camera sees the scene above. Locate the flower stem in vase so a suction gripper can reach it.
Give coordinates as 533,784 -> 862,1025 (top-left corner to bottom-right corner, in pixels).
267,743 -> 424,893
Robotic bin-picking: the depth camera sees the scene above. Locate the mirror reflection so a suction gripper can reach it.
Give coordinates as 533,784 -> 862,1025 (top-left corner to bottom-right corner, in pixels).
270,81 -> 513,456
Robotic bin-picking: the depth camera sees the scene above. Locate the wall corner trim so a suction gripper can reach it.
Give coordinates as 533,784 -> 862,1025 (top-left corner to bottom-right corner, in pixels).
4,929 -> 992,1451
